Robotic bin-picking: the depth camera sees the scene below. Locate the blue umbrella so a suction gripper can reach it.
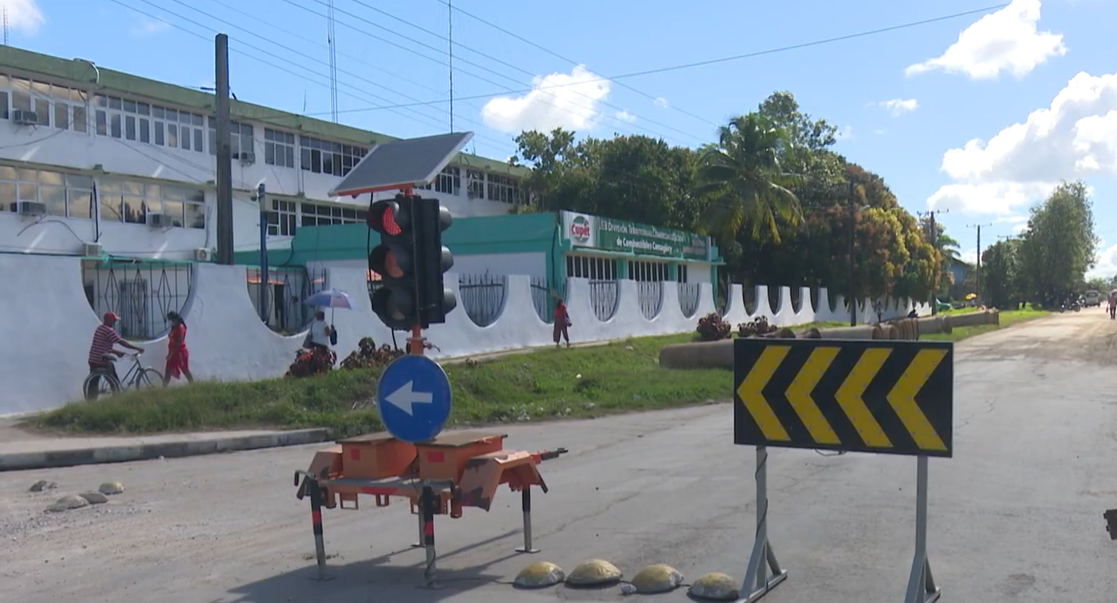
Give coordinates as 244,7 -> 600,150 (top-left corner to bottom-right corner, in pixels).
304,288 -> 355,309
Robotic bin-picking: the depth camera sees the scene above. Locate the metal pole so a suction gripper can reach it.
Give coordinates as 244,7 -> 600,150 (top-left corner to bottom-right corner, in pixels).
848,182 -> 856,327
420,485 -> 441,588
214,33 -> 234,265
741,446 -> 787,602
257,183 -> 268,323
307,479 -> 330,581
929,211 -> 937,317
904,455 -> 940,603
515,487 -> 540,553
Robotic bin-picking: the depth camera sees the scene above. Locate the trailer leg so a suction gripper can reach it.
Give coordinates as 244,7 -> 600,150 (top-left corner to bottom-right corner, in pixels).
307,480 -> 334,581
411,503 -> 424,548
515,487 -> 540,553
420,486 -> 443,589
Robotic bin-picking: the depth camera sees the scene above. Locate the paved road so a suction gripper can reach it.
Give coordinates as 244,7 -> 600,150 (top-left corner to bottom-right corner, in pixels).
3,310 -> 1117,603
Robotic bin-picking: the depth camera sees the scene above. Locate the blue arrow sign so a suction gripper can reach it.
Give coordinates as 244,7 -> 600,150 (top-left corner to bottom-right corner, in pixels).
377,354 -> 453,443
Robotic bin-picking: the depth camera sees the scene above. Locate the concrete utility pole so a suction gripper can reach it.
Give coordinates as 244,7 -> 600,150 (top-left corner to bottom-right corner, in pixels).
920,208 -> 949,316
256,183 -> 268,322
214,33 -> 234,265
968,223 -> 992,305
847,180 -> 857,327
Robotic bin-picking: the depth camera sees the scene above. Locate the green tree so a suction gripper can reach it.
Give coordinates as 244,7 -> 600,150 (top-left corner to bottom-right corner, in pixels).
981,239 -> 1021,308
697,113 -> 802,244
1018,180 -> 1098,304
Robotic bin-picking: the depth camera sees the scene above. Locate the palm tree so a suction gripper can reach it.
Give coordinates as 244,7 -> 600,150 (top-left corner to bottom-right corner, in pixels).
697,113 -> 802,244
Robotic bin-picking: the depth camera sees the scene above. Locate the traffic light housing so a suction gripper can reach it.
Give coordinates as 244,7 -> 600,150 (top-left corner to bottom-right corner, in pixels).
367,195 -> 418,330
415,198 -> 456,326
366,194 -> 457,331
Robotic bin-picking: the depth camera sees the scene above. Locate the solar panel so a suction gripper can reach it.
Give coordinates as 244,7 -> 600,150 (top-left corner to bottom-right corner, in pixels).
327,132 -> 474,197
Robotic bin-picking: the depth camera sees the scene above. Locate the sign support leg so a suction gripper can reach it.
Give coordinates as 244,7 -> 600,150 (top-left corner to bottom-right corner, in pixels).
739,446 -> 787,603
307,479 -> 333,581
411,504 -> 424,548
903,455 -> 940,603
515,486 -> 540,553
420,485 -> 443,589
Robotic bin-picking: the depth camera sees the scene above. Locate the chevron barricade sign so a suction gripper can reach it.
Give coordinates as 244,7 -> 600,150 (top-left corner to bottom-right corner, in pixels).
732,338 -> 953,603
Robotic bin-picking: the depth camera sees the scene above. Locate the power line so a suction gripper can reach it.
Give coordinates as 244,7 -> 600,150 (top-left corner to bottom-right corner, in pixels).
339,0 -> 706,142
108,0 -> 510,151
279,3 -> 1011,120
284,0 -> 695,145
432,0 -> 718,129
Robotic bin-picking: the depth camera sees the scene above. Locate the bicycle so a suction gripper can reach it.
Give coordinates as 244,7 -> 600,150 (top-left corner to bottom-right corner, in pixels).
83,352 -> 163,401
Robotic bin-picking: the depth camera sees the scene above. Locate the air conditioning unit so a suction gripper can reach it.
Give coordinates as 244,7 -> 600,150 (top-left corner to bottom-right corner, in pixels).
16,200 -> 46,216
12,109 -> 39,126
83,242 -> 104,257
238,151 -> 256,165
193,248 -> 211,262
146,212 -> 169,228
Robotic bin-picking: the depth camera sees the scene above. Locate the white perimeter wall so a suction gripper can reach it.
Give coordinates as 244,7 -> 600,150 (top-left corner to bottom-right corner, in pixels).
0,254 -> 929,416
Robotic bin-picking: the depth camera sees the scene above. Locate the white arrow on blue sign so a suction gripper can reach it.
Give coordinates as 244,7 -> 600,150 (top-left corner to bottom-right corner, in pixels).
376,354 -> 453,443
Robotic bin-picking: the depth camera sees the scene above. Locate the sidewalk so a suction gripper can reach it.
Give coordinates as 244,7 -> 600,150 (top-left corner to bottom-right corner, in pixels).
0,421 -> 329,472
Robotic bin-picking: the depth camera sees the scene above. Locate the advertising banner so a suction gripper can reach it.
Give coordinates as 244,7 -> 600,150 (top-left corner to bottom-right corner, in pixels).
562,211 -> 709,261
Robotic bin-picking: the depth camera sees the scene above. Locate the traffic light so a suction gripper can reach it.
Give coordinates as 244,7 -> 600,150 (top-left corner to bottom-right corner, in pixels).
367,194 -> 418,330
415,197 -> 456,326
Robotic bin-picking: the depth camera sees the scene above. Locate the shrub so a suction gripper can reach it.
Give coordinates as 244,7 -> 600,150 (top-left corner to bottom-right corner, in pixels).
737,317 -> 778,337
696,312 -> 731,341
285,347 -> 337,378
340,337 -> 405,370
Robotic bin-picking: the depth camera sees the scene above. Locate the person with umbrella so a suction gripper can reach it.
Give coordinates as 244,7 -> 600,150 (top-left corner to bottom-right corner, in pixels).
303,288 -> 352,350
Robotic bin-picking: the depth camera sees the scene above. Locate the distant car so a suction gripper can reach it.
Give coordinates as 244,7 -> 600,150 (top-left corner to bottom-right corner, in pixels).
1084,290 -> 1101,307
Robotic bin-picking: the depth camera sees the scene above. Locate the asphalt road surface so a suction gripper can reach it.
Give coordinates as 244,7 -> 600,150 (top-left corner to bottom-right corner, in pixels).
3,310 -> 1117,603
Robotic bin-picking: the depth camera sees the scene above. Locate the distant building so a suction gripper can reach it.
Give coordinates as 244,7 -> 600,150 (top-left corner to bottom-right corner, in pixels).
0,45 -> 529,262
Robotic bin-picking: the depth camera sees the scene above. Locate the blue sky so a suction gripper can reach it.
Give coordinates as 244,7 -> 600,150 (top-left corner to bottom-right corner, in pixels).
4,0 -> 1116,275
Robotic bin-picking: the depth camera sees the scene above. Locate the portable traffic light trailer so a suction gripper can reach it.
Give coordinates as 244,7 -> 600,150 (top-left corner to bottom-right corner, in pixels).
294,432 -> 568,586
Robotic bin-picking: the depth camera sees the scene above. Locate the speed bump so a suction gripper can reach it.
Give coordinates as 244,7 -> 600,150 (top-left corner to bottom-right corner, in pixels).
513,561 -> 565,588
630,563 -> 684,594
733,339 -> 954,457
566,559 -> 623,587
688,572 -> 739,601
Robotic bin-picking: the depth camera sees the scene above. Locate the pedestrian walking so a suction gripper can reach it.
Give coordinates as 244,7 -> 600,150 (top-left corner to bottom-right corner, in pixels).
553,299 -> 571,348
163,311 -> 194,385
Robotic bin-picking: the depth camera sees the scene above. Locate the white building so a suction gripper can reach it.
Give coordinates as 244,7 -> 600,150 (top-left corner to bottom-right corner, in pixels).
0,45 -> 530,263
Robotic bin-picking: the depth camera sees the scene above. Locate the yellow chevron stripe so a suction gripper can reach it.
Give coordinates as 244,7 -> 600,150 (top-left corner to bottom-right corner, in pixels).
835,348 -> 893,448
887,348 -> 948,452
785,347 -> 841,445
736,346 -> 791,441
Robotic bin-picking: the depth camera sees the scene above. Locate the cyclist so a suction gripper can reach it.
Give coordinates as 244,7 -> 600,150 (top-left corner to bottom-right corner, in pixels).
86,311 -> 145,397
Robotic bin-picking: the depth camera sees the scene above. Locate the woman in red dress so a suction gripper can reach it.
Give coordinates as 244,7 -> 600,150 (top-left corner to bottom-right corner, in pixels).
552,299 -> 571,348
163,311 -> 194,386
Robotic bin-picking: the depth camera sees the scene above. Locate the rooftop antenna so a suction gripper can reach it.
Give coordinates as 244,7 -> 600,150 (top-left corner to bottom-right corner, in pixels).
448,0 -> 454,132
3,7 -> 10,46
327,0 -> 338,123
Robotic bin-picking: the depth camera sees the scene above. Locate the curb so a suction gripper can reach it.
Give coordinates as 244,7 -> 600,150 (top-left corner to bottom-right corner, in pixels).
0,428 -> 331,472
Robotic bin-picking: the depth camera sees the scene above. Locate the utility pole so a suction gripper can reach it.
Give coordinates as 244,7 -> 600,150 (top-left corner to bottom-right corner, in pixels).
847,179 -> 857,327
967,223 -> 992,305
256,183 -> 268,322
214,33 -> 234,265
920,208 -> 949,315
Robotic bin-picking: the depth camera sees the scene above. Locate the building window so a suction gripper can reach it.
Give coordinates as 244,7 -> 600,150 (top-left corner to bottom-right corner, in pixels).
628,260 -> 668,282
267,198 -> 298,236
96,177 -> 206,229
0,75 -> 90,129
299,202 -> 368,227
465,169 -> 485,199
298,135 -> 367,177
208,118 -> 255,159
95,96 -> 204,153
264,128 -> 296,168
566,255 -> 617,280
486,174 -> 519,204
0,165 -> 94,219
434,166 -> 460,195
677,264 -> 688,283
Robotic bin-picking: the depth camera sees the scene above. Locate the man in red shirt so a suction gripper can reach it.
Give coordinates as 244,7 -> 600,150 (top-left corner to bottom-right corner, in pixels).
87,312 -> 145,395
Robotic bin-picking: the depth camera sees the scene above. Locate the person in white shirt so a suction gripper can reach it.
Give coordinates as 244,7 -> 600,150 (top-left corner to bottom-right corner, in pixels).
307,311 -> 331,350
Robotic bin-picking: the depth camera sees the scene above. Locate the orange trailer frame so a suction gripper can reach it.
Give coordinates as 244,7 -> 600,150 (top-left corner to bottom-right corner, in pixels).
294,430 -> 567,586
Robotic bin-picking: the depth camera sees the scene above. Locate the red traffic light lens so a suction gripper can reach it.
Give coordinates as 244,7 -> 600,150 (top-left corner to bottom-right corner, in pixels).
381,206 -> 402,235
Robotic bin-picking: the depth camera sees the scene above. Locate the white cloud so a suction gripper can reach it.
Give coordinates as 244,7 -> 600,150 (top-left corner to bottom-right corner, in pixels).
835,125 -> 854,140
614,110 -> 636,123
905,0 -> 1066,80
0,0 -> 45,35
1087,243 -> 1117,279
927,70 -> 1117,215
481,65 -> 611,134
653,97 -> 669,109
130,17 -> 169,37
877,98 -> 919,116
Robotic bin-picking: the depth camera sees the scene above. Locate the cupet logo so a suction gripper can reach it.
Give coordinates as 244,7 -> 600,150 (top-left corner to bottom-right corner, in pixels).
569,215 -> 592,242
